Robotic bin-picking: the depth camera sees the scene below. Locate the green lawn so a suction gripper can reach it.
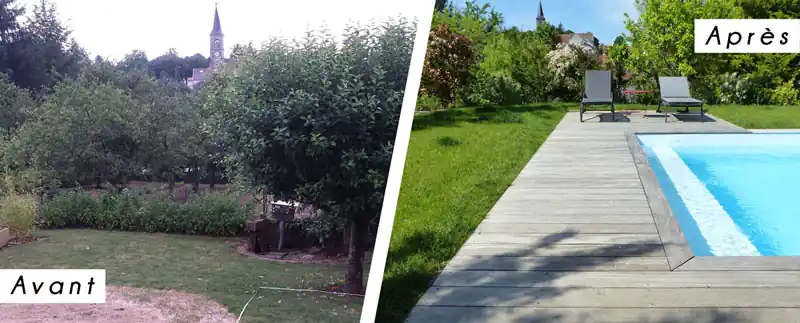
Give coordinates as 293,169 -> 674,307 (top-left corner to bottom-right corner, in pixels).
377,104 -> 568,322
0,229 -> 362,323
707,104 -> 800,129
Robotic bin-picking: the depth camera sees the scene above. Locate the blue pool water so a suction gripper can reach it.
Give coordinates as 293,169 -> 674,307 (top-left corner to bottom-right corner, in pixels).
638,133 -> 800,256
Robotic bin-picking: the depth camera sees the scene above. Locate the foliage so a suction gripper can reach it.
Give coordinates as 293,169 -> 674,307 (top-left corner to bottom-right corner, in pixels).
432,0 -> 503,52
608,35 -> 630,101
464,72 -> 522,106
206,20 -> 414,293
0,73 -> 34,135
547,43 -> 599,101
625,0 -> 742,78
716,73 -> 755,104
416,94 -> 443,111
0,0 -> 87,92
0,191 -> 36,237
768,78 -> 799,106
531,23 -> 560,50
40,191 -> 248,236
289,209 -> 348,244
422,24 -> 475,107
482,31 -> 551,103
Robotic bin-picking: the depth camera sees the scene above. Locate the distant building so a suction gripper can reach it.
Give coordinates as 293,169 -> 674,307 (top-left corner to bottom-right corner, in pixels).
536,1 -> 546,27
558,32 -> 597,50
186,5 -> 238,90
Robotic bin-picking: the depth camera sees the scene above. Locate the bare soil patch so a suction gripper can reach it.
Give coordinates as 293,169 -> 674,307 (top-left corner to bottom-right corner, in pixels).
234,239 -> 366,265
0,286 -> 236,323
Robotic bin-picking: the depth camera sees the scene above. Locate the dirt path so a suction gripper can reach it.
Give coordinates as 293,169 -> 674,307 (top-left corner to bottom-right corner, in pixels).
0,286 -> 236,323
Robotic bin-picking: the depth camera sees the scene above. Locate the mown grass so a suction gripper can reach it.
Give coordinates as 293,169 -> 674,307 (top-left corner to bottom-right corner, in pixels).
0,229 -> 363,323
377,104 -> 568,322
707,104 -> 800,129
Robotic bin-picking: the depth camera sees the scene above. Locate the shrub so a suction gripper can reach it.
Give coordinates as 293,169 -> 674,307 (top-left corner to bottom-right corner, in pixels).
416,94 -> 443,111
182,193 -> 248,236
41,190 -> 249,236
769,79 -> 799,106
40,190 -> 99,228
0,193 -> 36,237
464,73 -> 523,106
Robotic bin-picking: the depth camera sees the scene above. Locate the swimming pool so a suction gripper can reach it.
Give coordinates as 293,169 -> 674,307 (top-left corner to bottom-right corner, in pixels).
637,133 -> 800,256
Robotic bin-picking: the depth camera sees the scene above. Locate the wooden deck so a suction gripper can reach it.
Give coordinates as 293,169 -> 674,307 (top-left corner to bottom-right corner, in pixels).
406,111 -> 800,323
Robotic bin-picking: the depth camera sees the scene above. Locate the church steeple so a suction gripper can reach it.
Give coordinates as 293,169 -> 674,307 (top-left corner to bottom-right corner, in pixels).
211,5 -> 223,36
209,4 -> 224,67
536,1 -> 546,27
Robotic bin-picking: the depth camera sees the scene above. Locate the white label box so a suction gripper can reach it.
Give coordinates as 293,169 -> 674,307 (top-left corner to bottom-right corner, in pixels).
0,269 -> 106,303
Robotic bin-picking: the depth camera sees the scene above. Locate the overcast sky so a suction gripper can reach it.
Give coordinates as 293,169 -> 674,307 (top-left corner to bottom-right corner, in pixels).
17,0 -> 430,60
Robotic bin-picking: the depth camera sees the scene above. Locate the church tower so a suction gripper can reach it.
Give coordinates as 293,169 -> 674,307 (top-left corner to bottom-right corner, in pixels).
536,1 -> 546,27
209,4 -> 224,68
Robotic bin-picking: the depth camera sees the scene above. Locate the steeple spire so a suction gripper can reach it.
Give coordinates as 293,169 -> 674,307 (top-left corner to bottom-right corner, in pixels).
538,1 -> 544,17
536,1 -> 546,27
211,3 -> 223,36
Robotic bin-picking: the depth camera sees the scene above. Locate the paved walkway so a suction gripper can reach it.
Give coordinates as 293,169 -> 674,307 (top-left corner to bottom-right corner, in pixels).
406,111 -> 800,323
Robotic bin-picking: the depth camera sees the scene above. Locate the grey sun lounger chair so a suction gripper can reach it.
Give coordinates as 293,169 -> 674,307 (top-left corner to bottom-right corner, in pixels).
657,76 -> 705,123
580,70 -> 615,122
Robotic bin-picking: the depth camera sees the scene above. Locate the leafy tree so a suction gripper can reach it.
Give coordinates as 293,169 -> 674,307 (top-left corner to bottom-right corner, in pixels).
14,75 -> 139,188
208,20 -> 415,294
609,35 -> 630,101
473,31 -> 550,104
532,23 -> 559,49
432,0 -> 503,52
0,73 -> 34,135
118,50 -> 149,72
2,0 -> 86,92
434,0 -> 448,12
421,24 -> 474,107
624,0 -> 742,98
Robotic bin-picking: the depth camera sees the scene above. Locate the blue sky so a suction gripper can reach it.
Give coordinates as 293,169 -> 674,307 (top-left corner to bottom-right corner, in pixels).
453,0 -> 640,45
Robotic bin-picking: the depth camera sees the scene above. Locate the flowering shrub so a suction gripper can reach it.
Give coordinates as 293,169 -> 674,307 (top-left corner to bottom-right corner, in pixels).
546,43 -> 599,101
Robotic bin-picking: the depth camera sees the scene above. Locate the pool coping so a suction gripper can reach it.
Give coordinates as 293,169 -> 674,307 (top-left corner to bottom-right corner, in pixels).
626,130 -> 800,271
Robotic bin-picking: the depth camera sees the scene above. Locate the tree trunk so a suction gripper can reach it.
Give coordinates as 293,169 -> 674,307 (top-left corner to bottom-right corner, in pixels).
208,163 -> 216,189
168,172 -> 175,200
192,163 -> 200,193
34,188 -> 44,223
278,220 -> 285,250
343,216 -> 369,294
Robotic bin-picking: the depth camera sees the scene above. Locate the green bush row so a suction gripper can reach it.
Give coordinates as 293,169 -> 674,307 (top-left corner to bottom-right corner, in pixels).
40,191 -> 250,236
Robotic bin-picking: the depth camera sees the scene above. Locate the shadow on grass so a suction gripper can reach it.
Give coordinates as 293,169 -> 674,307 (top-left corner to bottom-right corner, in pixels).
412,104 -> 569,131
380,229 -> 759,323
438,136 -> 461,147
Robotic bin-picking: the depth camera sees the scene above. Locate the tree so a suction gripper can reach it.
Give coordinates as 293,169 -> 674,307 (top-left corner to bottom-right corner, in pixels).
532,23 -> 559,49
421,24 -> 474,107
14,75 -> 139,188
208,20 -> 415,294
609,35 -> 630,101
118,50 -> 149,72
624,0 -> 742,98
434,0 -> 448,12
0,73 -> 34,135
433,0 -> 503,52
547,43 -> 599,101
2,0 -> 86,92
472,31 -> 550,104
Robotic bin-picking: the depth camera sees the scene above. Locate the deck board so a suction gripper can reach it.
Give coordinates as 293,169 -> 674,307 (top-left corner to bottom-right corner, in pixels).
407,111 -> 800,323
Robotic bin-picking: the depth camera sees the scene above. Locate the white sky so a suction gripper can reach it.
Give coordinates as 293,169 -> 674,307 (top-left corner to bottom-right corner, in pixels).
17,0 -> 431,60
